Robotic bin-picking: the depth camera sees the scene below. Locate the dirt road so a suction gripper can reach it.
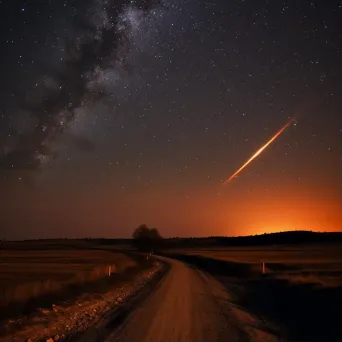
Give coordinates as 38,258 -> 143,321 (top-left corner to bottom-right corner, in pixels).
105,256 -> 278,342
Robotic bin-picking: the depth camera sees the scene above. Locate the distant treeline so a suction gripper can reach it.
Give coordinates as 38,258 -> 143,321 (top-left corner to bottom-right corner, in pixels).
162,231 -> 342,249
2,231 -> 342,250
92,231 -> 342,249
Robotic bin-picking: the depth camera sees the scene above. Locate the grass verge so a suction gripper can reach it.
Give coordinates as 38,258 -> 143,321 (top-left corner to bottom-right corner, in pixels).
0,250 -> 137,323
169,252 -> 342,341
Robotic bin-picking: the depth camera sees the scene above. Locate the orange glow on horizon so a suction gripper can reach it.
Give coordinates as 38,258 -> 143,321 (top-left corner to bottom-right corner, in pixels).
224,118 -> 295,183
0,159 -> 340,239
224,185 -> 342,237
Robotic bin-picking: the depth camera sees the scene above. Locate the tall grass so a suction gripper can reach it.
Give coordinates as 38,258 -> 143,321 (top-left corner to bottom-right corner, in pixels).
0,264 -> 117,307
177,245 -> 342,286
0,250 -> 135,310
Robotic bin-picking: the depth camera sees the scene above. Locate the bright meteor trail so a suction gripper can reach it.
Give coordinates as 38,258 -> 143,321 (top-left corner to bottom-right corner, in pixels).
224,119 -> 294,184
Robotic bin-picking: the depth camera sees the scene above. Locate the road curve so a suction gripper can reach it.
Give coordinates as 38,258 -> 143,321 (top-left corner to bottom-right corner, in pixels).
105,256 -> 250,342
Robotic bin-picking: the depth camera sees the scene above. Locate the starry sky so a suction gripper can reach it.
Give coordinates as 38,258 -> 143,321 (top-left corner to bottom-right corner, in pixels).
0,0 -> 341,240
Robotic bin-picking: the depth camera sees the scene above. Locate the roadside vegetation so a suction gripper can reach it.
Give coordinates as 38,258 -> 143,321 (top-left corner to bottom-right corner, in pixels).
0,224 -> 164,332
0,249 -> 137,318
168,242 -> 342,341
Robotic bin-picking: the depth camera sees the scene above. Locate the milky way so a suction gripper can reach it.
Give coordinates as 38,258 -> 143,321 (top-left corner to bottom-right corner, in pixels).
0,0 -> 163,175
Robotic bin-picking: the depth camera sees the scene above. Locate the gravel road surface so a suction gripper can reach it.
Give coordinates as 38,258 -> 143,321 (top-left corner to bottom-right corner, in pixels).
105,256 -> 255,342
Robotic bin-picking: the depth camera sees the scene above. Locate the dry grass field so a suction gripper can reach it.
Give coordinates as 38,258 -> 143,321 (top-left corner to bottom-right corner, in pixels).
0,249 -> 136,309
170,244 -> 342,341
175,244 -> 342,286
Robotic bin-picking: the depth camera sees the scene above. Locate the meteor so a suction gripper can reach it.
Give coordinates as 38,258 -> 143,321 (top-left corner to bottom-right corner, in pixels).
224,118 -> 294,184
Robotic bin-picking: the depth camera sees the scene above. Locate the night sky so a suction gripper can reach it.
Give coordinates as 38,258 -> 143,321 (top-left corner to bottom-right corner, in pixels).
0,0 -> 341,240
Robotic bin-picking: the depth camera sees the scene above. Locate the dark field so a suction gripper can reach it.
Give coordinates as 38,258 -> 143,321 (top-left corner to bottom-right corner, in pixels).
0,240 -> 162,341
175,244 -> 342,286
169,244 -> 342,341
0,249 -> 136,308
0,239 -> 143,327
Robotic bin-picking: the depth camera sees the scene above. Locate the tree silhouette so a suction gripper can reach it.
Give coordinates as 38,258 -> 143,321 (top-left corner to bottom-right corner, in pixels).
132,224 -> 162,252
